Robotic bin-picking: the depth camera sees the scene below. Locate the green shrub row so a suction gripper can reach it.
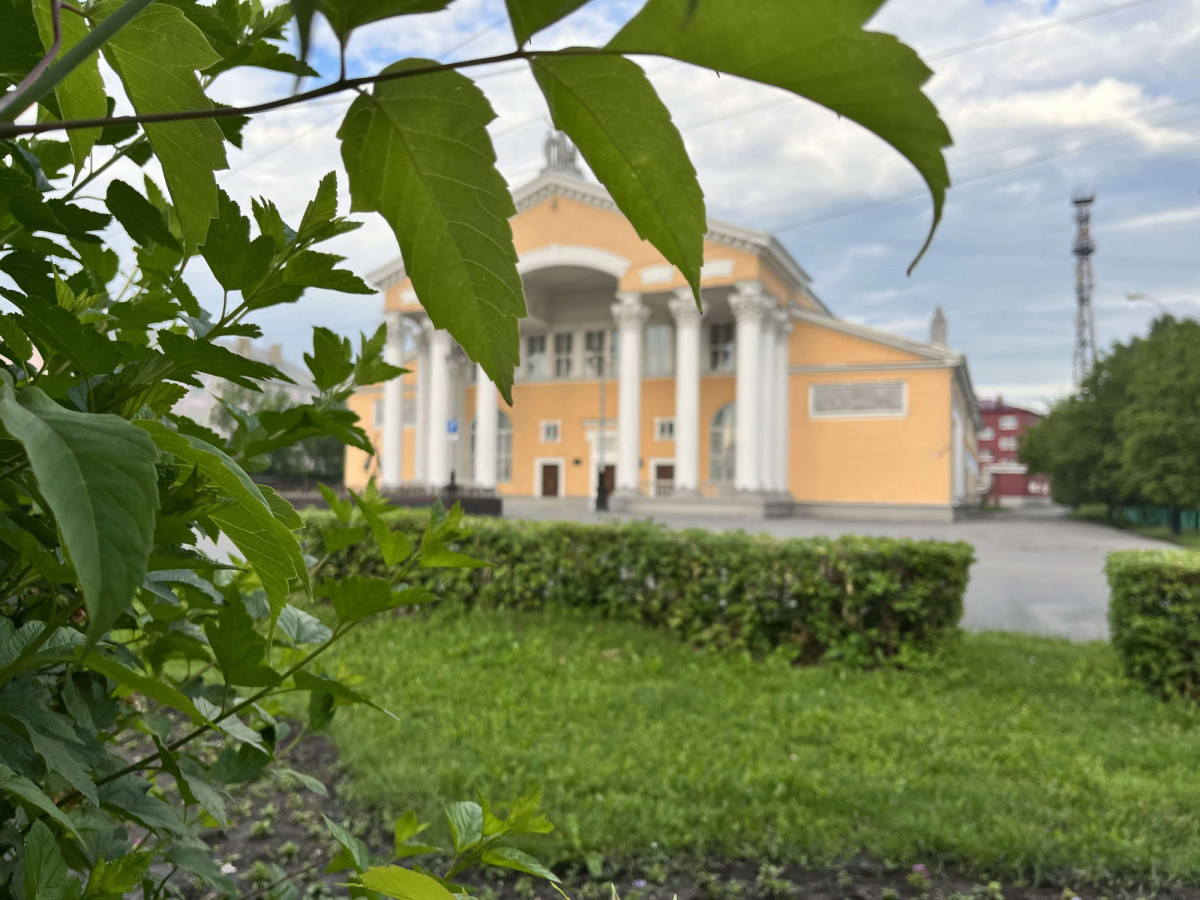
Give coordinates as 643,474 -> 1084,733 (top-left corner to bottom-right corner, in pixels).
304,511 -> 974,667
1107,549 -> 1200,698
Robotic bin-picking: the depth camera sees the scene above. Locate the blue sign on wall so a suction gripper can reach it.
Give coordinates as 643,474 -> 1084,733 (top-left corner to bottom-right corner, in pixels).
447,419 -> 459,434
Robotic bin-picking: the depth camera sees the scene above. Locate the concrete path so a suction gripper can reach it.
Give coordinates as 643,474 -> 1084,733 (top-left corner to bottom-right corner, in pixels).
502,501 -> 1175,640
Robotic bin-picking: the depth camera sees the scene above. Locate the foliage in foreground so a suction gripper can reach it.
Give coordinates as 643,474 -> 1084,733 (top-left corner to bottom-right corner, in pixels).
0,0 -> 953,894
1022,316 -> 1200,531
307,505 -> 973,667
325,608 -> 1200,885
1107,548 -> 1200,700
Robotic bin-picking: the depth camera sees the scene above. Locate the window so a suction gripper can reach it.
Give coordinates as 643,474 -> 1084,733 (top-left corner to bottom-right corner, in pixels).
979,449 -> 994,463
655,417 -> 675,441
553,332 -> 574,378
402,395 -> 417,426
541,420 -> 561,443
469,410 -> 513,483
709,322 -> 734,372
644,324 -> 673,375
999,415 -> 1019,431
526,335 -> 548,378
998,436 -> 1018,451
979,426 -> 994,441
810,381 -> 906,418
372,399 -> 383,429
584,330 -> 607,376
709,403 -> 736,484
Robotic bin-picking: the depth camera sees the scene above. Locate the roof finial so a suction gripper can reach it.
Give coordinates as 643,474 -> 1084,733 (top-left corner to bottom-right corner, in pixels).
542,129 -> 582,177
930,306 -> 948,346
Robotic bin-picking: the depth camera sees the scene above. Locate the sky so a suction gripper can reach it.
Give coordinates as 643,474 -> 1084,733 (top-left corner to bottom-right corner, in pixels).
179,0 -> 1200,410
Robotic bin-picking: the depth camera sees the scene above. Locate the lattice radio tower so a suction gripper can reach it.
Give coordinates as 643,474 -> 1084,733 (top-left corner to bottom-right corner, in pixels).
1071,192 -> 1098,387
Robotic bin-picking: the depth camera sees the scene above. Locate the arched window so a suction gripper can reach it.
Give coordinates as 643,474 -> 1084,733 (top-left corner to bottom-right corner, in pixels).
469,410 -> 513,483
709,403 -> 736,485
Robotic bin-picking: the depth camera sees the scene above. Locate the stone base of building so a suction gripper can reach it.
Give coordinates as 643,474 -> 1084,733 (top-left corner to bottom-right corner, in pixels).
791,501 -> 956,524
625,491 -> 795,519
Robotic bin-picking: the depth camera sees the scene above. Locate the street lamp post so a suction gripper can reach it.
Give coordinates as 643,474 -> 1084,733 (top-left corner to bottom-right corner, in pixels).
1126,291 -> 1168,311
595,333 -> 610,512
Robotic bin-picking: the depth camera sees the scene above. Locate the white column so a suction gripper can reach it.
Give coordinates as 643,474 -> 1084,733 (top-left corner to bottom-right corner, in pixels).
426,329 -> 452,487
414,324 -> 431,484
758,313 -> 778,491
730,282 -> 771,492
775,311 -> 793,495
611,292 -> 649,494
668,290 -> 703,494
380,311 -> 404,489
474,363 -> 498,489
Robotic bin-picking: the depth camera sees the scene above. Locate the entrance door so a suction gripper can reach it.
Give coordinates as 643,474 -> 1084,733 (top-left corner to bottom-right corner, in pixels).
540,462 -> 560,498
600,465 -> 615,496
654,463 -> 675,497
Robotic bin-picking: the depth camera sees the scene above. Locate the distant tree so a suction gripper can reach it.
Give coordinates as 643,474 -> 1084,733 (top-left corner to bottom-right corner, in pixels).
1021,337 -> 1140,512
1117,316 -> 1200,533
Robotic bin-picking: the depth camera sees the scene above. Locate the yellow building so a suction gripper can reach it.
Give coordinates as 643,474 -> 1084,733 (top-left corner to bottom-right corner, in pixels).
346,142 -> 980,522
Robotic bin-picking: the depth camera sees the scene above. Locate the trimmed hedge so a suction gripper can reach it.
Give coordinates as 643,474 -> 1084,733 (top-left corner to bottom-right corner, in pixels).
304,511 -> 973,666
1107,549 -> 1200,699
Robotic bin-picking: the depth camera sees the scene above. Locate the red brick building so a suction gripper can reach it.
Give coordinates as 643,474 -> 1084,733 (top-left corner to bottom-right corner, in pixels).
978,398 -> 1052,507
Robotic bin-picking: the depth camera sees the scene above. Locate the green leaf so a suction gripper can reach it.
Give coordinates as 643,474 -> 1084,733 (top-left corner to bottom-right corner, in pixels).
446,800 -> 483,851
293,669 -> 398,720
204,601 -> 282,687
157,330 -> 290,389
23,820 -> 74,900
0,619 -> 83,669
100,1 -> 228,247
350,489 -> 412,566
339,61 -> 524,402
261,484 -> 305,530
0,375 -> 158,641
306,326 -> 355,392
0,312 -> 33,363
308,689 -> 335,732
79,649 -> 204,723
33,0 -> 106,170
360,865 -> 457,900
609,0 -> 953,271
318,577 -> 435,625
277,604 -> 333,645
138,421 -> 309,616
480,847 -> 560,883
249,249 -> 372,311
317,0 -> 451,43
200,189 -> 276,292
105,180 -> 181,252
322,524 -> 366,553
393,810 -> 429,846
323,814 -> 371,873
506,0 -> 590,45
84,852 -> 153,898
0,762 -> 80,837
531,53 -> 705,298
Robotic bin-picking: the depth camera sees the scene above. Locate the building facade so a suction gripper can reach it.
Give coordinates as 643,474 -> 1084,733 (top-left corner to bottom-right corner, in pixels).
345,145 -> 980,521
977,398 -> 1051,507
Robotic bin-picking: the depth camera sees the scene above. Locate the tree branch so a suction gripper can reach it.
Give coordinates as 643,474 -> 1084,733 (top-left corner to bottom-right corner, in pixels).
0,47 -> 616,139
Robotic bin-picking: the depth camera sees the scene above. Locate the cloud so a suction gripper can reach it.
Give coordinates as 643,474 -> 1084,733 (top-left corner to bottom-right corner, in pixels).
1107,205 -> 1200,231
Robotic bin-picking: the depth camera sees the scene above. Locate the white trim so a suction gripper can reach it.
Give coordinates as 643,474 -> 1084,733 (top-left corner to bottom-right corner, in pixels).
791,360 -> 952,374
653,416 -> 675,442
808,380 -> 908,420
985,462 -> 1029,475
517,244 -> 631,279
789,308 -> 962,365
647,457 -> 676,498
533,457 -> 565,499
540,419 -> 562,443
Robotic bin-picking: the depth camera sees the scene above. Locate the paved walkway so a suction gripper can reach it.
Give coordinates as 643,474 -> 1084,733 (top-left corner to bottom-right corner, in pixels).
502,501 -> 1174,640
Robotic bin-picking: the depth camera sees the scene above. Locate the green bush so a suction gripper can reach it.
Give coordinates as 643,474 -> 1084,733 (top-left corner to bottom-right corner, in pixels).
1107,549 -> 1200,698
305,510 -> 973,666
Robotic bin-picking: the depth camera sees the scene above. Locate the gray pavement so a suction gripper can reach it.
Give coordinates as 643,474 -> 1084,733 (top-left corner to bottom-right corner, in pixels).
502,500 -> 1175,640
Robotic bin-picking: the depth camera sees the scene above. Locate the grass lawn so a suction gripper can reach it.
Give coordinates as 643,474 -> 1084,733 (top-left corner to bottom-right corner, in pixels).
323,607 -> 1200,884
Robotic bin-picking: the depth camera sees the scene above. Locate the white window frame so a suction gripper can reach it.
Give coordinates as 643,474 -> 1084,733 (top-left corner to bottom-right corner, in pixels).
808,380 -> 908,420
584,329 -> 607,377
708,322 -> 735,373
654,417 -> 675,441
979,426 -> 994,441
540,419 -> 561,443
553,332 -> 574,379
644,323 -> 674,376
979,449 -> 994,463
998,436 -> 1018,452
526,334 -> 548,379
999,415 -> 1019,431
